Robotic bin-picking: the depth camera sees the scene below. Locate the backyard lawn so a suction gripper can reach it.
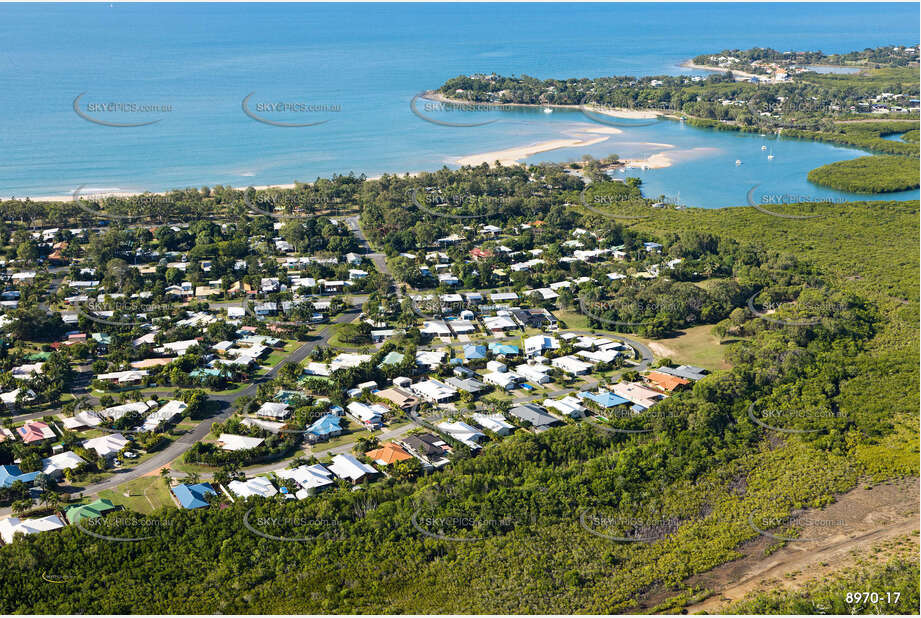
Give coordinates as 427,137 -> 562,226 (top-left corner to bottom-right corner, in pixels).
97,475 -> 175,515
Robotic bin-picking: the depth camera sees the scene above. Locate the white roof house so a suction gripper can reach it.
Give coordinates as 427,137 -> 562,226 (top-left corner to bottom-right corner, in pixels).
139,399 -> 187,431
61,410 -> 103,430
100,400 -> 157,421
483,371 -> 521,390
0,515 -> 65,544
577,349 -> 621,364
544,396 -> 586,418
415,350 -> 446,368
241,418 -> 286,434
330,353 -> 372,372
524,335 -> 559,356
153,339 -> 200,355
41,451 -> 86,477
218,433 -> 265,451
421,320 -> 453,337
256,402 -> 291,420
11,363 -> 44,379
410,379 -> 458,403
551,355 -> 593,375
82,433 -> 130,458
227,476 -> 279,499
328,454 -> 377,483
483,315 -> 517,332
346,402 -> 386,428
96,370 -> 149,384
275,464 -> 335,497
436,421 -> 485,450
515,364 -> 552,384
471,413 -> 514,436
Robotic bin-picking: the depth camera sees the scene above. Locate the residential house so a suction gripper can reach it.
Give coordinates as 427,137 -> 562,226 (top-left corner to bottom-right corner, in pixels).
544,396 -> 586,418
328,454 -> 378,483
17,421 -> 55,444
173,483 -> 217,509
508,404 -> 562,432
365,442 -> 414,466
255,402 -> 291,420
64,499 -> 120,525
400,433 -> 451,467
346,402 -> 386,429
471,413 -> 514,436
410,379 -> 458,404
376,387 -> 419,410
306,413 -> 343,441
217,434 -> 265,451
41,451 -> 86,479
551,355 -> 593,376
227,477 -> 279,499
436,421 -> 485,450
0,515 -> 65,544
275,464 -> 335,498
644,370 -> 691,393
82,433 -> 130,459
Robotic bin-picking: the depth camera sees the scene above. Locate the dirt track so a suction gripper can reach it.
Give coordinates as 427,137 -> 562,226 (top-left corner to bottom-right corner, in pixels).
684,478 -> 920,613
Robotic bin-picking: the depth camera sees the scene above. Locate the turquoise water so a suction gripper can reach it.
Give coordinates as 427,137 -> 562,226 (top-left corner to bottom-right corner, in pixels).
0,2 -> 918,207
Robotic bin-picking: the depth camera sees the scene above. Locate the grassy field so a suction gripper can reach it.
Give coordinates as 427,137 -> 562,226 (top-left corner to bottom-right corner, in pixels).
632,324 -> 730,371
97,475 -> 175,515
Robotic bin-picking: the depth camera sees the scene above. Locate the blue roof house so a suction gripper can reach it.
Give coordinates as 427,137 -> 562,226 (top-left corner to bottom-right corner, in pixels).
577,391 -> 631,409
0,464 -> 41,488
463,344 -> 487,360
172,483 -> 217,509
307,414 -> 343,441
488,342 -> 519,356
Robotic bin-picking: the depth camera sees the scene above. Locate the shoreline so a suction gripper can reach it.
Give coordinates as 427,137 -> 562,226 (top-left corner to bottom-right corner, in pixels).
680,60 -> 762,81
424,90 -> 662,119
20,93 -> 673,201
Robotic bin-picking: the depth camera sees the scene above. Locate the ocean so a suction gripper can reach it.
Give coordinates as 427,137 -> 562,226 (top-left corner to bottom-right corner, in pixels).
0,2 -> 918,207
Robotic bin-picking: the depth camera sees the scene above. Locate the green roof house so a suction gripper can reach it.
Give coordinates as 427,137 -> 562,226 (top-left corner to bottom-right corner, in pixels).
64,498 -> 120,525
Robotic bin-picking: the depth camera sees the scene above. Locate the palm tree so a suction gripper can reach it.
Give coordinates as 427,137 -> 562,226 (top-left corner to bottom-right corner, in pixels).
160,467 -> 172,488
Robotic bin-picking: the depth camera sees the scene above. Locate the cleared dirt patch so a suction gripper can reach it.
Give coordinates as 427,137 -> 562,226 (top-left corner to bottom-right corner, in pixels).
683,478 -> 919,614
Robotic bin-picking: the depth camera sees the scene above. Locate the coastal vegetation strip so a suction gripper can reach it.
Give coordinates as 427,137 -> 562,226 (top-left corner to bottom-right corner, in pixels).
807,155 -> 921,193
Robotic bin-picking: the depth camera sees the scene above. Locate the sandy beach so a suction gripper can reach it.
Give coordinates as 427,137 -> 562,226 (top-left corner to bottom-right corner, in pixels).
681,60 -> 762,81
453,124 -> 627,167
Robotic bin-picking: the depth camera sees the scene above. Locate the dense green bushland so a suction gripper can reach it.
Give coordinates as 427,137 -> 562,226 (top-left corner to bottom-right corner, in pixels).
807,155 -> 920,193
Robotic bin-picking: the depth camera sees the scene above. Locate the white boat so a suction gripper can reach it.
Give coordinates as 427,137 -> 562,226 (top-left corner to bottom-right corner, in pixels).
767,148 -> 774,160
542,107 -> 553,114
761,145 -> 767,151
735,159 -> 742,166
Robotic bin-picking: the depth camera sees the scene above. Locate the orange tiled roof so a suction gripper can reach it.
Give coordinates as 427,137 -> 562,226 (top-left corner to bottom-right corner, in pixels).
646,370 -> 690,392
365,442 -> 413,465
